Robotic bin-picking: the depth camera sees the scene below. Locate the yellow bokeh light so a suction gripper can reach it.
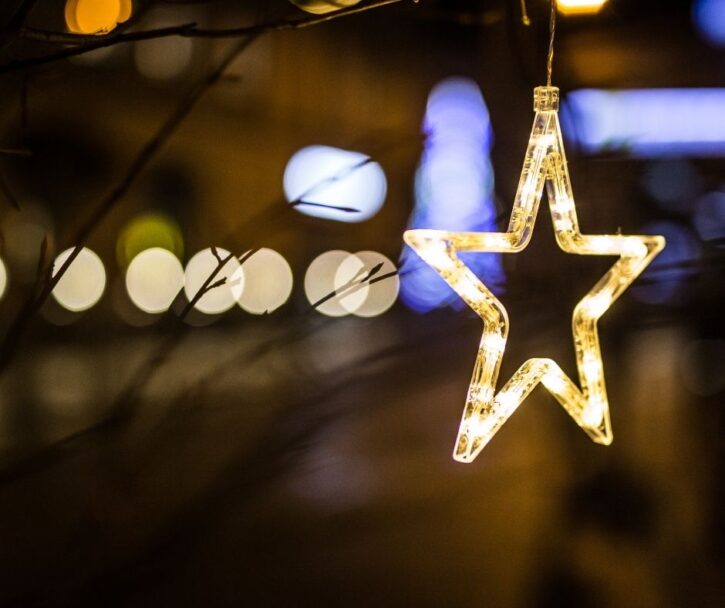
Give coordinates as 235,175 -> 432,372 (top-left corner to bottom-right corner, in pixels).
289,1 -> 362,15
126,248 -> 185,314
404,86 -> 664,462
230,248 -> 293,315
52,247 -> 107,312
0,257 -> 7,301
65,0 -> 132,35
116,212 -> 184,269
557,0 -> 609,16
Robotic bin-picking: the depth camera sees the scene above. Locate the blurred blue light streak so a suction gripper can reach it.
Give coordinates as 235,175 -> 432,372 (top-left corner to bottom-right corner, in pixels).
400,77 -> 504,312
562,89 -> 725,157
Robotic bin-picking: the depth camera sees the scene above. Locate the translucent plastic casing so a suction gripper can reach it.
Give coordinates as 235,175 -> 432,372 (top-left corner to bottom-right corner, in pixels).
404,86 -> 665,462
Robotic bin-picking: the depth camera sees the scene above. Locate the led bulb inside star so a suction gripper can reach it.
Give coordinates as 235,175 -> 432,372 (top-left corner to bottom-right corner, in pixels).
582,292 -> 612,318
581,399 -> 605,427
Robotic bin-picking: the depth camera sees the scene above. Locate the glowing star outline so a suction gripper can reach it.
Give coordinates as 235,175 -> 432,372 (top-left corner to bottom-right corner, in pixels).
404,86 -> 665,463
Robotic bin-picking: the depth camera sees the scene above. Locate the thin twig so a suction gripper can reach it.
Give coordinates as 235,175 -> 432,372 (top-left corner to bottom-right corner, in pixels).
0,34 -> 257,374
3,0 -> 407,74
0,0 -> 41,49
0,0 -> 409,375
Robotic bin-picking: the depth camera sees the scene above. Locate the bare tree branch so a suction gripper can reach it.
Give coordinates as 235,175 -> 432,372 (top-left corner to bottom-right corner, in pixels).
0,0 -> 411,376
0,34 -> 258,374
2,0 -> 407,74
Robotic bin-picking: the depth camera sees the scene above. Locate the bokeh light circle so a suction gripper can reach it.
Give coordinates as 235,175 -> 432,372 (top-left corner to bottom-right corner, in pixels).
289,0 -> 362,15
0,258 -> 7,301
693,191 -> 725,244
52,247 -> 106,312
693,0 -> 725,46
135,36 -> 193,80
284,146 -> 387,223
117,212 -> 184,268
184,248 -> 242,315
557,0 -> 609,16
641,159 -> 702,214
304,251 -> 368,317
336,251 -> 399,317
126,248 -> 184,314
65,0 -> 131,35
230,248 -> 293,315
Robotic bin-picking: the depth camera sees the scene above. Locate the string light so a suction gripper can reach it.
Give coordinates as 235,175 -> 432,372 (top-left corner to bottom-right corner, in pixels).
404,86 -> 665,462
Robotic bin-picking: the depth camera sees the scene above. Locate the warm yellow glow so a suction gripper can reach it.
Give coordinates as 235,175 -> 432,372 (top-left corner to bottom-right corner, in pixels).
557,0 -> 609,16
289,1 -> 362,15
52,247 -> 107,312
0,257 -> 7,300
134,31 -> 193,80
117,212 -> 184,269
184,248 -> 242,315
230,248 -> 294,315
126,248 -> 184,314
404,86 -> 665,462
65,0 -> 132,35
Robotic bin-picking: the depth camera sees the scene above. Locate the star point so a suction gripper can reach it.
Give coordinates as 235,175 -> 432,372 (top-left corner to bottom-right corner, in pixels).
404,86 -> 665,462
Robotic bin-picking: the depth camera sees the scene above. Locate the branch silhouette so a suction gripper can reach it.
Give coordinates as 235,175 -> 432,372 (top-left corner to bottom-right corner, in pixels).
1,0 -> 407,74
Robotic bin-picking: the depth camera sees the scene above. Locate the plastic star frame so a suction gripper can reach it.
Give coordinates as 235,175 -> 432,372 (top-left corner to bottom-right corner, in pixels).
404,86 -> 665,463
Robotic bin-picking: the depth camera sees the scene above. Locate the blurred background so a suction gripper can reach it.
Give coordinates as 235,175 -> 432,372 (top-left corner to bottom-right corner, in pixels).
0,0 -> 723,605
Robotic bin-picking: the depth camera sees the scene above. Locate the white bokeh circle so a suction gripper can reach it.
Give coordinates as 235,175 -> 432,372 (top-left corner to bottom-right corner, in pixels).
184,247 -> 242,315
304,250 -> 368,317
126,248 -> 185,314
231,248 -> 293,315
336,251 -> 399,317
52,247 -> 106,312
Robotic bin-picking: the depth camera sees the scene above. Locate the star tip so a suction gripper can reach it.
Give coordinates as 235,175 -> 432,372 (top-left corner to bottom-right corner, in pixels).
592,432 -> 613,446
453,452 -> 474,464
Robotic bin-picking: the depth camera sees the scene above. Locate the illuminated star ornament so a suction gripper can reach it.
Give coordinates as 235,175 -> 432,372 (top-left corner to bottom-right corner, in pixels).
404,86 -> 665,462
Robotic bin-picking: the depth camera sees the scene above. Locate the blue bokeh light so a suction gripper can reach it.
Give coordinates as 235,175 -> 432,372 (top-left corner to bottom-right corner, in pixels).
400,77 -> 504,312
641,159 -> 702,215
693,0 -> 725,46
693,190 -> 725,245
283,145 -> 387,223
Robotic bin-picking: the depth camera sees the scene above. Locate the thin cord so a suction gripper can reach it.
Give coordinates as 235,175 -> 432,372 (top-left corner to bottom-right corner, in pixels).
546,0 -> 556,86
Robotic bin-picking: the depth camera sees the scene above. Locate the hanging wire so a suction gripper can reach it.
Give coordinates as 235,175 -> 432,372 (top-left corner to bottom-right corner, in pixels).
520,0 -> 531,25
520,0 -> 558,84
547,0 -> 557,86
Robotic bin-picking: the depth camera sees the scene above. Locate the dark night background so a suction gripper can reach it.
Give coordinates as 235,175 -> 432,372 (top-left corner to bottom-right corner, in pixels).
0,0 -> 723,606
